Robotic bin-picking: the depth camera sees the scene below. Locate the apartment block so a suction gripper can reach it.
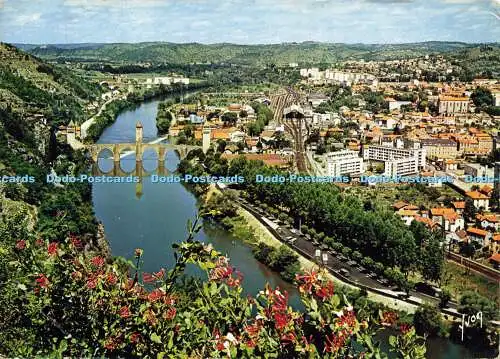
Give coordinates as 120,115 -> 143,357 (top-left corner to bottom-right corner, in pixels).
363,145 -> 426,168
326,150 -> 364,177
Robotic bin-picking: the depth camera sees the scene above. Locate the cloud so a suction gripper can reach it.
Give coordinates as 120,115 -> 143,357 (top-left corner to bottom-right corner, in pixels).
63,0 -> 189,7
0,0 -> 4,9
14,13 -> 41,25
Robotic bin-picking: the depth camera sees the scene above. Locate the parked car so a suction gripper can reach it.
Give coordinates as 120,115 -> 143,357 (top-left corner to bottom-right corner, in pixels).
339,268 -> 350,277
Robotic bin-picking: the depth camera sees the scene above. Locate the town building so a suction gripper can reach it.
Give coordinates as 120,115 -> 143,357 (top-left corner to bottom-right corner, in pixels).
438,95 -> 469,115
465,190 -> 490,211
362,145 -> 426,168
326,150 -> 364,177
419,139 -> 458,160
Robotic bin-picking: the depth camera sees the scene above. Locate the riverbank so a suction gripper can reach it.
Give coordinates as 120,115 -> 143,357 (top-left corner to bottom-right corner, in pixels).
236,195 -> 419,314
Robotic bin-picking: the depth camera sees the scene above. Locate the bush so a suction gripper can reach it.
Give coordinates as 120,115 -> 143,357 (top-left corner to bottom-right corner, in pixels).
413,304 -> 443,337
341,246 -> 352,257
439,289 -> 451,308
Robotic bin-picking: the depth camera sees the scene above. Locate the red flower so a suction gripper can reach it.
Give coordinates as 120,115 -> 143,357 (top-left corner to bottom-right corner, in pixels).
47,242 -> 58,256
315,281 -> 335,301
130,332 -> 141,344
104,335 -> 121,351
295,270 -> 318,294
15,240 -> 26,250
399,323 -> 412,334
216,341 -> 225,351
209,265 -> 233,281
86,277 -> 98,289
381,311 -> 398,327
153,268 -> 165,280
106,272 -> 117,285
90,256 -> 105,268
325,330 -> 349,353
273,312 -> 290,331
35,273 -> 49,288
338,308 -> 357,329
142,272 -> 155,284
245,339 -> 257,348
165,307 -> 176,320
147,288 -> 164,303
244,321 -> 262,339
35,238 -> 44,247
280,332 -> 297,345
119,306 -> 131,318
70,236 -> 83,249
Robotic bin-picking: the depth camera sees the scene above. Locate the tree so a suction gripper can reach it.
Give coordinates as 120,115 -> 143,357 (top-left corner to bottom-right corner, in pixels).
221,112 -> 237,126
413,304 -> 443,337
420,235 -> 444,284
439,289 -> 451,308
464,198 -> 477,223
471,87 -> 494,108
459,291 -> 498,322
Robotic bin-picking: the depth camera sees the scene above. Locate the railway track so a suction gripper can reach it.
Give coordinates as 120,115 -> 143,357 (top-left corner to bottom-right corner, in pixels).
270,87 -> 309,172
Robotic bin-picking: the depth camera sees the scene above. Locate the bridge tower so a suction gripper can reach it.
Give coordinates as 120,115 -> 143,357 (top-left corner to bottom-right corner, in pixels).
136,121 -> 143,161
202,126 -> 211,154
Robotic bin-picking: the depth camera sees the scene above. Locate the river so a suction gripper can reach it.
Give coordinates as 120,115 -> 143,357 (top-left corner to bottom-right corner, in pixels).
91,98 -> 482,359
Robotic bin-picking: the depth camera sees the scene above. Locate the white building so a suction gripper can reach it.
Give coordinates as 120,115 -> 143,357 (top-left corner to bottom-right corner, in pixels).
363,145 -> 426,169
384,157 -> 420,177
324,70 -> 376,84
388,100 -> 412,111
326,150 -> 364,177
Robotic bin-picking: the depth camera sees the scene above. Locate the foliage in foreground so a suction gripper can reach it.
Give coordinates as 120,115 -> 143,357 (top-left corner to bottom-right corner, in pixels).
0,213 -> 427,358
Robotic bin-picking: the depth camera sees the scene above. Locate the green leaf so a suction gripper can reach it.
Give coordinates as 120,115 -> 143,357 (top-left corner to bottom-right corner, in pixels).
388,335 -> 397,347
310,298 -> 318,312
17,283 -> 27,291
157,352 -> 166,359
210,281 -> 217,296
150,333 -> 162,344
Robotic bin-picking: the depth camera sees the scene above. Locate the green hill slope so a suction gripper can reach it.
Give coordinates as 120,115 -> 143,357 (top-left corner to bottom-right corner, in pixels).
24,41 -> 483,65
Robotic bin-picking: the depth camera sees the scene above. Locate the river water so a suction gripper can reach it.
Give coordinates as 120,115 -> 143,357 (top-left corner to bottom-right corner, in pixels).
91,98 -> 480,359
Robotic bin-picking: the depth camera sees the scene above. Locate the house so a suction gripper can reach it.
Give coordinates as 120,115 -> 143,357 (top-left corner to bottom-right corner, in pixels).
466,227 -> 492,247
308,93 -> 329,107
414,215 -> 440,230
397,209 -> 419,226
392,201 -> 410,211
490,234 -> 500,255
476,214 -> 500,231
488,253 -> 500,269
430,208 -> 464,232
465,191 -> 490,211
230,131 -> 246,143
452,201 -> 465,214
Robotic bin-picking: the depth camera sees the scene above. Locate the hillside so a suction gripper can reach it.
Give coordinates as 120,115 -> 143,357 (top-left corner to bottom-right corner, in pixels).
0,42 -> 101,239
22,41 -> 485,65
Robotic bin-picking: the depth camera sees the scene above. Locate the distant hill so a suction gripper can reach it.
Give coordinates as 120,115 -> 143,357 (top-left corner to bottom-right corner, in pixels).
20,41 -> 490,65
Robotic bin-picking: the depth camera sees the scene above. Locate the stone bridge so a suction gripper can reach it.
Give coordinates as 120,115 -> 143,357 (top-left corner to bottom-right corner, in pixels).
87,122 -> 211,164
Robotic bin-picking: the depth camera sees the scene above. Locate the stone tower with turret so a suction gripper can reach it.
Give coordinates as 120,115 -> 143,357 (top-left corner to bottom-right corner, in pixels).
202,126 -> 211,153
136,122 -> 143,161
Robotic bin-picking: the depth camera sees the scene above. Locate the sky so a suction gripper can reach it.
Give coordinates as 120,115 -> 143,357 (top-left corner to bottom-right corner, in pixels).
0,0 -> 499,44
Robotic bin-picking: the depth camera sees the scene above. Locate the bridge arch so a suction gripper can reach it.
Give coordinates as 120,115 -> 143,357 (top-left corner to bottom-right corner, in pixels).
96,148 -> 114,174
118,146 -> 136,173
